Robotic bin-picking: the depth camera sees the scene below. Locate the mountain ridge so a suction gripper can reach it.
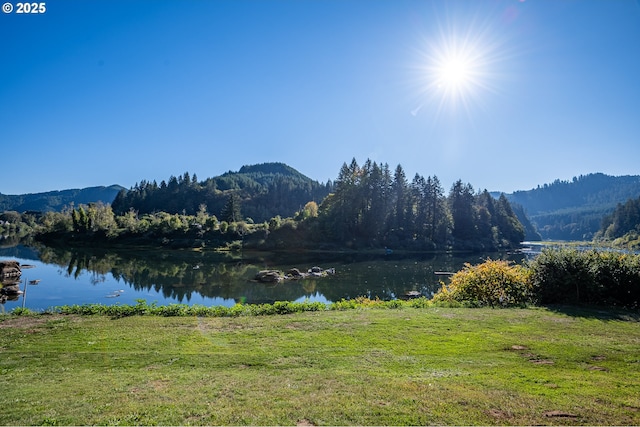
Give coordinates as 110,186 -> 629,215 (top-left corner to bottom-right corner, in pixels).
501,173 -> 640,214
497,173 -> 640,240
0,185 -> 125,213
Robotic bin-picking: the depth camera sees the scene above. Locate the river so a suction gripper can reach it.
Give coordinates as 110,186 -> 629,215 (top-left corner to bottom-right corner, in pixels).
0,244 -> 529,312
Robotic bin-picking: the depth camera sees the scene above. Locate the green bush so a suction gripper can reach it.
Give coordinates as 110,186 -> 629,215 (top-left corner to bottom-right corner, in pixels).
527,248 -> 594,305
528,248 -> 640,307
329,297 -> 389,310
432,259 -> 533,307
10,307 -> 35,316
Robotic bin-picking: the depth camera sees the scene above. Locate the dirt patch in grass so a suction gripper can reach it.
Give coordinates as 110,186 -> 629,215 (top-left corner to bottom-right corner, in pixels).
544,316 -> 576,324
486,409 -> 512,420
530,358 -> 554,365
508,344 -> 554,365
510,345 -> 528,350
150,379 -> 170,391
587,355 -> 609,371
543,410 -> 579,418
0,314 -> 66,330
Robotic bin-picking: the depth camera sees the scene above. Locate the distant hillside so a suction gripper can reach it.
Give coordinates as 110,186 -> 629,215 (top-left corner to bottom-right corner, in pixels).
228,163 -> 313,186
112,162 -> 332,223
0,185 -> 125,213
500,173 -> 640,240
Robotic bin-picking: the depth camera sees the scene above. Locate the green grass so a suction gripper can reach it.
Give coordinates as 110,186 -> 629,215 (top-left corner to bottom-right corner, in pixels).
1,306 -> 639,425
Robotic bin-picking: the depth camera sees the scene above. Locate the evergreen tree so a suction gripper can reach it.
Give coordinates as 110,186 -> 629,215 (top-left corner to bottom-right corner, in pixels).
449,180 -> 476,241
425,175 -> 449,244
221,193 -> 242,223
409,173 -> 427,239
111,189 -> 128,214
390,164 -> 409,238
495,194 -> 525,244
476,190 -> 497,240
362,161 -> 390,242
330,159 -> 361,240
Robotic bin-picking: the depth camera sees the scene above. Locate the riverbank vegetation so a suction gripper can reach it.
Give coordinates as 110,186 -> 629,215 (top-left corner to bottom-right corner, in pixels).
431,259 -> 534,308
1,306 -> 638,426
1,159 -> 525,252
431,249 -> 640,309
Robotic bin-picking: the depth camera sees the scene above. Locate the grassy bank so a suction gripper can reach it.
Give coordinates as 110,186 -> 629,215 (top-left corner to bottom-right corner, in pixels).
1,306 -> 639,426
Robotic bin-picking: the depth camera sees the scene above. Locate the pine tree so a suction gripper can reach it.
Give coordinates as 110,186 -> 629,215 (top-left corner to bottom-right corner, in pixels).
495,194 -> 525,244
391,164 -> 409,237
425,175 -> 448,244
449,180 -> 476,241
221,193 -> 242,223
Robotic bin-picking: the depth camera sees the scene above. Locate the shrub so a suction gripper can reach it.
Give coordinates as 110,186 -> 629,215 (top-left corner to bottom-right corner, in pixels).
330,297 -> 384,310
10,307 -> 35,316
591,251 -> 640,307
406,297 -> 432,309
528,248 -> 640,307
432,259 -> 533,307
527,248 -> 594,305
153,304 -> 189,316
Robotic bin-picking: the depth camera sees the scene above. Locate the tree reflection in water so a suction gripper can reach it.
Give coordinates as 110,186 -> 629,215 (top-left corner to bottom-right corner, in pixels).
6,244 -> 525,307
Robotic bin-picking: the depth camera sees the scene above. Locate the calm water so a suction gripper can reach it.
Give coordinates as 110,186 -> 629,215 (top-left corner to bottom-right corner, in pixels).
0,244 -> 527,312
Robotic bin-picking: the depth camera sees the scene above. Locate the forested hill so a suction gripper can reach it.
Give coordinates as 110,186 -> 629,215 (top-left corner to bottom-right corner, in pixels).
500,173 -> 640,240
221,163 -> 316,188
0,185 -> 124,213
112,162 -> 333,223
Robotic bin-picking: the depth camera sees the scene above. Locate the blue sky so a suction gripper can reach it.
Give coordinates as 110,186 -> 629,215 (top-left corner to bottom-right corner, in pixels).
1,0 -> 639,195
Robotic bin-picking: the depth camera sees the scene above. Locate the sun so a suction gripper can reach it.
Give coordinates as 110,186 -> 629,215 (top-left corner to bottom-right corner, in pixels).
411,13 -> 507,118
424,39 -> 488,111
435,55 -> 474,90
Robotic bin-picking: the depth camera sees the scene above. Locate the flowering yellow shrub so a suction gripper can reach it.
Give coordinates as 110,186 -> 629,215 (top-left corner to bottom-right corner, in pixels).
432,259 -> 533,307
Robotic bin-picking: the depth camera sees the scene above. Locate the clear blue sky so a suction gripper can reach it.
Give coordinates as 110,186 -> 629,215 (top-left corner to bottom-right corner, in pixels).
2,0 -> 639,195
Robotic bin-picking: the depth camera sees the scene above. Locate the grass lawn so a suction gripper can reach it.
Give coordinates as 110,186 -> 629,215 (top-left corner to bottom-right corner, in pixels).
1,306 -> 639,425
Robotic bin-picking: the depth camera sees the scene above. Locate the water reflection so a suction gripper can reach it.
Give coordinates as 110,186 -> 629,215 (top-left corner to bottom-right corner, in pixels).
0,244 -> 525,311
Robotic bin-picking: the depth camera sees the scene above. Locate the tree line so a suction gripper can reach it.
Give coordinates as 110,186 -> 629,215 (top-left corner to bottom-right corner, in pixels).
2,159 -> 525,251
309,158 -> 524,250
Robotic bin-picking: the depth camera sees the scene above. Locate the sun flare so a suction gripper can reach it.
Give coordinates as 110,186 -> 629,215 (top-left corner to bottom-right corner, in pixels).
426,41 -> 486,110
436,56 -> 473,89
412,13 -> 507,118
